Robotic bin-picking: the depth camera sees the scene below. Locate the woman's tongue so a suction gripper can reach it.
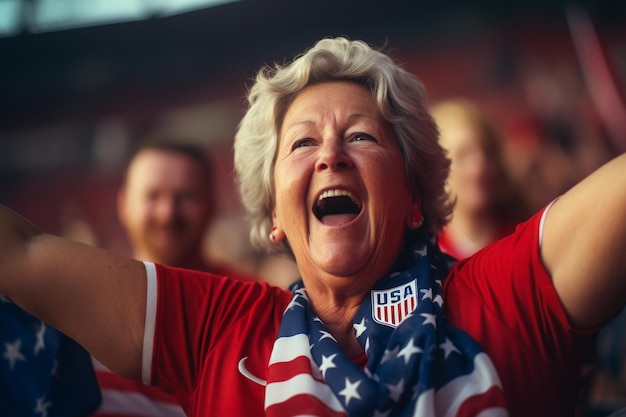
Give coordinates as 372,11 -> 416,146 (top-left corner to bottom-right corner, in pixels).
320,213 -> 357,225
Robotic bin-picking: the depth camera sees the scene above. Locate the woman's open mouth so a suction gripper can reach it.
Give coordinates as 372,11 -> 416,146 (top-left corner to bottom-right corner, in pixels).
313,189 -> 362,225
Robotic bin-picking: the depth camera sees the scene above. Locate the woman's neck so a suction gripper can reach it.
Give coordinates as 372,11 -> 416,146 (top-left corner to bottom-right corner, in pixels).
305,280 -> 367,357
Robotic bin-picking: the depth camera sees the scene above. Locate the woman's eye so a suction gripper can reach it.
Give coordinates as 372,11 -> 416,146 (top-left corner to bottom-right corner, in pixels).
352,133 -> 376,142
292,138 -> 314,150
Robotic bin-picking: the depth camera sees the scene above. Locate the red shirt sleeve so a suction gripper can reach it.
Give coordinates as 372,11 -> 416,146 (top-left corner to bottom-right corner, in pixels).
443,207 -> 597,416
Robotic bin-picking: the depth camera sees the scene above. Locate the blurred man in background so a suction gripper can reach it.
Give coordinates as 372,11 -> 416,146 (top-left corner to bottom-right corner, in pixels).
117,139 -> 216,272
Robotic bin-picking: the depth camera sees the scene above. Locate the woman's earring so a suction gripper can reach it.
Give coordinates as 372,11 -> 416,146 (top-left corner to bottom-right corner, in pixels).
410,212 -> 424,229
269,226 -> 277,243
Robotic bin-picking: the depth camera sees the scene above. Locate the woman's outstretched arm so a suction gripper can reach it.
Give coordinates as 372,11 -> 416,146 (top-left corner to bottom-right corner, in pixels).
0,204 -> 147,379
542,153 -> 626,329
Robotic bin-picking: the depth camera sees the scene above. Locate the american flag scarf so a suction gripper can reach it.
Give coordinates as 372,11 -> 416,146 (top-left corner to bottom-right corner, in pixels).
265,239 -> 508,417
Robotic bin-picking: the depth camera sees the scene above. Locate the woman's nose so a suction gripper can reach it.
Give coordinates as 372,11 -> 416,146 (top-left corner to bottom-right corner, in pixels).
315,139 -> 354,171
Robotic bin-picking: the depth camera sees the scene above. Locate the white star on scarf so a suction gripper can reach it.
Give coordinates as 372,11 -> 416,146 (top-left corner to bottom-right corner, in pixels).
420,313 -> 437,328
380,345 -> 400,364
285,297 -> 303,312
34,396 -> 52,417
319,353 -> 337,378
386,378 -> 405,402
34,321 -> 46,355
439,337 -> 460,359
414,246 -> 427,257
353,317 -> 367,338
339,377 -> 362,406
420,288 -> 433,300
3,338 -> 27,369
398,338 -> 422,364
433,294 -> 444,308
319,330 -> 337,342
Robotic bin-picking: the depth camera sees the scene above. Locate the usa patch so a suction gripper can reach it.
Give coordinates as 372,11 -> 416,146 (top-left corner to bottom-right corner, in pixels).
371,280 -> 418,327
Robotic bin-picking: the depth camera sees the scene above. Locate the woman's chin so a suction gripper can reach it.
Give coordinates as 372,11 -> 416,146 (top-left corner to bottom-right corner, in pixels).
310,246 -> 373,279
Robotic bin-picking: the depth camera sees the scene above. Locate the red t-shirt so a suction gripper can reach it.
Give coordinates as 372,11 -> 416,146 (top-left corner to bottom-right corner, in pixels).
144,207 -> 596,416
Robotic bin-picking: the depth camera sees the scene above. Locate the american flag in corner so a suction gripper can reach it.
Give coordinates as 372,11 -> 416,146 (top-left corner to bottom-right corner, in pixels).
1,295 -> 101,417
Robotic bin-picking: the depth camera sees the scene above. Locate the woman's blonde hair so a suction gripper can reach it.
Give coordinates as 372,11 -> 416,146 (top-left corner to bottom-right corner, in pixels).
234,37 -> 452,252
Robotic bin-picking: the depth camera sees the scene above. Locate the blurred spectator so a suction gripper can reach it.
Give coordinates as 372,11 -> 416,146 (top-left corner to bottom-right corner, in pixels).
431,98 -> 527,260
116,139 -> 216,271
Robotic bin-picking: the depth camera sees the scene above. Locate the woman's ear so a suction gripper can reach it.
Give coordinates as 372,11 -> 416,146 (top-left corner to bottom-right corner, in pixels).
270,210 -> 286,243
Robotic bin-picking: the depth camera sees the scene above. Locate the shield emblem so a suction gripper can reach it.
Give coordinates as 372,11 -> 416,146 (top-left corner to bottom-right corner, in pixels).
371,280 -> 418,327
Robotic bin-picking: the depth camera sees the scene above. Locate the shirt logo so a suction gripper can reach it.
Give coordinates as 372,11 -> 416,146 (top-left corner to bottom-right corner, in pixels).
238,357 -> 267,386
371,280 -> 417,327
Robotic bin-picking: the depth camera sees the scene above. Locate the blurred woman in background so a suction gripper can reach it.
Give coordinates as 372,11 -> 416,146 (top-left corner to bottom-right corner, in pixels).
431,99 -> 527,260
